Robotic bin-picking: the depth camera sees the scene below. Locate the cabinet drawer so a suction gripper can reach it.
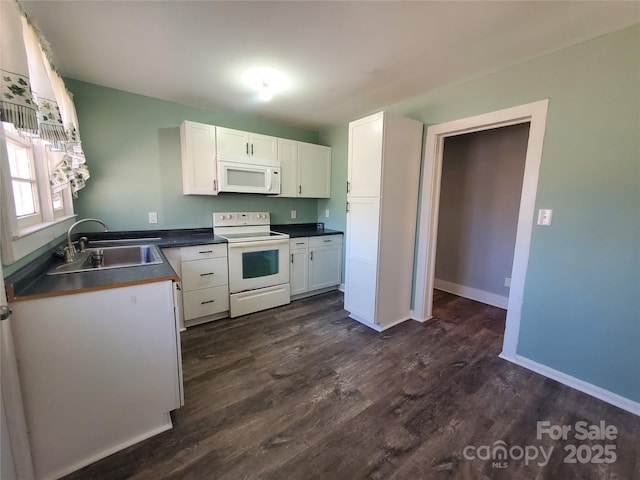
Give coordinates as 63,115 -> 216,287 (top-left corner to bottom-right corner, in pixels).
181,257 -> 228,291
309,234 -> 343,248
183,285 -> 229,320
180,243 -> 227,261
289,238 -> 308,250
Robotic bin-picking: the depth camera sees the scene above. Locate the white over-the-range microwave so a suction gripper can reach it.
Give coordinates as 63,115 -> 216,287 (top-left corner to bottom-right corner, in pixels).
217,156 -> 281,195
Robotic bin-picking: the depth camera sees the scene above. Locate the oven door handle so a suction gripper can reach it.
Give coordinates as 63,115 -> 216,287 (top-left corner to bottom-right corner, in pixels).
227,239 -> 289,249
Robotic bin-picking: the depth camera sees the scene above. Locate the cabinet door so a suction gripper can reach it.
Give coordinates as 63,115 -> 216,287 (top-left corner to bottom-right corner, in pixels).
298,142 -> 331,198
161,247 -> 184,331
216,126 -> 249,157
309,245 -> 342,291
344,197 -> 380,324
249,133 -> 278,161
290,249 -> 309,296
180,121 -> 217,195
347,112 -> 383,197
277,138 -> 298,197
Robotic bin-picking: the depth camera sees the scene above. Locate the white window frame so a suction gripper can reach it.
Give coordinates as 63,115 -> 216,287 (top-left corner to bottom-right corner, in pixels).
1,122 -> 76,264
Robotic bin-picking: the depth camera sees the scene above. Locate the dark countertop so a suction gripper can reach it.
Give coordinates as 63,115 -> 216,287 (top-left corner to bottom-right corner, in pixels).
6,228 -> 225,302
5,225 -> 342,301
272,223 -> 344,239
83,228 -> 227,248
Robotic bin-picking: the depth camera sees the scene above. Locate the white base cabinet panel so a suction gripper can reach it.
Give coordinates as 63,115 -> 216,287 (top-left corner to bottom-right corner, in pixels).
289,237 -> 309,296
290,235 -> 342,299
179,243 -> 230,326
10,281 -> 182,480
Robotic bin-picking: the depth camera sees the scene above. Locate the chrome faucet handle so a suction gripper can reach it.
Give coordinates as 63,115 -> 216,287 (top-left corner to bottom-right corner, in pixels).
63,246 -> 74,263
78,236 -> 88,252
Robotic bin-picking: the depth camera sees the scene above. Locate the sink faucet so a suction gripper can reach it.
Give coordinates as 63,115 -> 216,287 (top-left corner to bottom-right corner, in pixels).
65,218 -> 109,261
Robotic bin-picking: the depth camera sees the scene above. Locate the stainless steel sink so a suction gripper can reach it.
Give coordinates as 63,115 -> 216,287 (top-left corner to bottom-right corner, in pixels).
47,245 -> 163,275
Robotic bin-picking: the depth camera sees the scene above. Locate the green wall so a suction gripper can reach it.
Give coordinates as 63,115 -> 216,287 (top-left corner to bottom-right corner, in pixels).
65,79 -> 322,230
320,25 -> 640,403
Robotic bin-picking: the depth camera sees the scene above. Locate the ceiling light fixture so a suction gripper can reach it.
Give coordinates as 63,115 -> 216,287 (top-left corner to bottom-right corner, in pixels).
243,68 -> 289,102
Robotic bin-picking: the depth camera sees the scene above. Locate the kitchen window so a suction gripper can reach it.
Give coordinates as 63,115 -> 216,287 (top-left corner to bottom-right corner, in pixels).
1,122 -> 76,264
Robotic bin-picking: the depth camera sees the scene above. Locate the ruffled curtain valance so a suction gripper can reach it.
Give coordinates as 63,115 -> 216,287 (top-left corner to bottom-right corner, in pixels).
0,0 -> 90,197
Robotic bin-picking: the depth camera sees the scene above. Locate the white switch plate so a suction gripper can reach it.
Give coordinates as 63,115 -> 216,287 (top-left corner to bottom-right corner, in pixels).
148,212 -> 158,224
504,277 -> 511,288
325,209 -> 330,218
537,209 -> 553,226
291,210 -> 297,219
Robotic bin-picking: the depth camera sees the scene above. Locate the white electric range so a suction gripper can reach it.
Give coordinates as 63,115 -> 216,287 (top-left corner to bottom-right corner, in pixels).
213,212 -> 290,317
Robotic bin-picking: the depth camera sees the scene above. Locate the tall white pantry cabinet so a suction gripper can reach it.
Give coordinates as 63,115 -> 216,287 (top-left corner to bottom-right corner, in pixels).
344,111 -> 423,331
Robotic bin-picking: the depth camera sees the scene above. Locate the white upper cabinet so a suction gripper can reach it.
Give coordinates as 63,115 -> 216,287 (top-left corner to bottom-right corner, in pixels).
298,142 -> 331,198
277,138 -> 298,198
347,112 -> 384,197
216,126 -> 278,162
181,121 -> 330,197
180,121 -> 218,195
278,139 -> 331,198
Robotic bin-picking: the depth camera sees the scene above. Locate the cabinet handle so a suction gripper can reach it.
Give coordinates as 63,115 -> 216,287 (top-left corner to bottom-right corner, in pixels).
299,185 -> 302,195
176,284 -> 181,291
213,179 -> 217,192
296,242 -> 305,245
200,272 -> 215,276
199,250 -> 213,254
310,252 -> 314,260
251,144 -> 254,155
346,202 -> 350,213
201,300 -> 215,304
346,181 -> 350,193
246,143 -> 249,155
291,254 -> 294,264
323,239 -> 332,243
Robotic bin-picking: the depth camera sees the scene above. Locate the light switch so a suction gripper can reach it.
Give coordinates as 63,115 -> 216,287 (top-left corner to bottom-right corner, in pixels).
325,209 -> 330,218
291,210 -> 297,219
148,212 -> 158,224
537,209 -> 553,226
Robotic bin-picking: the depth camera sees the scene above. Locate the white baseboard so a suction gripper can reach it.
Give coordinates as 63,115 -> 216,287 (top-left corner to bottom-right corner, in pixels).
434,279 -> 508,309
499,352 -> 640,417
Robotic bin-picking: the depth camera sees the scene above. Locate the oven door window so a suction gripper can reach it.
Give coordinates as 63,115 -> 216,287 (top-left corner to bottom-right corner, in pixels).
242,249 -> 279,279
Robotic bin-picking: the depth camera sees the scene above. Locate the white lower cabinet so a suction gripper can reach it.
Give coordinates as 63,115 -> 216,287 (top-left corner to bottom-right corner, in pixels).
290,235 -> 342,298
10,281 -> 182,480
179,243 -> 229,326
161,247 -> 185,330
290,238 -> 309,296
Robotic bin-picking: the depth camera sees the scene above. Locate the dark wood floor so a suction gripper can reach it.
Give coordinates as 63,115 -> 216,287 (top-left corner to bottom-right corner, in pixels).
64,290 -> 639,480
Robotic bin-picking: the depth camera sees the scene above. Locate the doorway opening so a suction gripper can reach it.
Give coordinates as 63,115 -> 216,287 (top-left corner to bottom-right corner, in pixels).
434,123 -> 529,311
411,100 -> 549,359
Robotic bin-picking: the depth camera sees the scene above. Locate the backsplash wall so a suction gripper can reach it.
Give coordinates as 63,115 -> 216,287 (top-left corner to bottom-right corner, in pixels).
65,79 -> 322,230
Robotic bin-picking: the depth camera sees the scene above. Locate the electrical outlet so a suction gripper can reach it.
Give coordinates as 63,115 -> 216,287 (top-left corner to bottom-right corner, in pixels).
148,212 -> 158,224
504,277 -> 511,288
537,209 -> 553,226
290,210 -> 297,219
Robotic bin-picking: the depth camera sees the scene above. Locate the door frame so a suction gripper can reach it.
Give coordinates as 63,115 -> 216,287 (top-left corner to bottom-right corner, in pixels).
411,99 -> 549,358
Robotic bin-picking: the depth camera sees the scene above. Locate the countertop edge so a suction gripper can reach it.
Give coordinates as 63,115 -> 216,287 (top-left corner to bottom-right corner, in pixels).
8,274 -> 180,302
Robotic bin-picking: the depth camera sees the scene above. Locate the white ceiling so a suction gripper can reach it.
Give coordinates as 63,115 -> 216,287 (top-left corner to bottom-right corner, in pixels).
18,1 -> 640,131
